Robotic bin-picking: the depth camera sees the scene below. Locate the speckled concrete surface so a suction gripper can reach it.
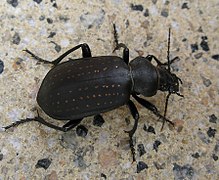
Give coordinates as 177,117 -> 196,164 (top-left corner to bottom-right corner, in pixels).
0,0 -> 218,179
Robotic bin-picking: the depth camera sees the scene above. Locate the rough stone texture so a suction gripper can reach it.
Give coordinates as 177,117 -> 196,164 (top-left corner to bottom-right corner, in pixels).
0,0 -> 218,179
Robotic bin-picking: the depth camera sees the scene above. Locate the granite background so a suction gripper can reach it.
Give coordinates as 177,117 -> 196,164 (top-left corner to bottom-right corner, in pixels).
0,0 -> 218,179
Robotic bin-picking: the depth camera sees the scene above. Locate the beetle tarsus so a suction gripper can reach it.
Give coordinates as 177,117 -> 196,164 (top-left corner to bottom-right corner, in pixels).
128,133 -> 136,162
62,119 -> 83,131
125,100 -> 139,162
23,49 -> 53,64
3,111 -> 79,132
3,118 -> 35,130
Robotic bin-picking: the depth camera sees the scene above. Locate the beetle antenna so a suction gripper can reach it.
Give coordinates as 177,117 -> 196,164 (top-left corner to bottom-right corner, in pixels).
167,28 -> 171,72
113,23 -> 119,48
161,92 -> 171,131
161,28 -> 172,131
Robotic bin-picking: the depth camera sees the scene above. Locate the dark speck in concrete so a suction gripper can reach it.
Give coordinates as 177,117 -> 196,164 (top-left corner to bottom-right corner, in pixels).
7,0 -> 18,7
182,2 -> 189,9
148,126 -> 156,134
201,36 -> 208,40
198,26 -> 203,32
212,154 -> 218,161
93,114 -> 105,127
201,75 -> 212,87
50,41 -> 61,53
207,127 -> 216,138
197,131 -> 210,144
154,162 -> 165,170
200,36 -> 210,51
74,147 -> 91,169
209,114 -> 217,123
0,60 -> 4,74
194,52 -> 203,59
197,9 -> 205,16
152,0 -> 157,4
125,19 -> 130,28
76,125 -> 88,137
14,58 -> 24,66
35,158 -> 52,170
191,43 -> 198,53
164,1 -> 170,5
214,141 -> 219,152
12,32 -> 21,45
48,32 -> 56,38
51,0 -> 58,8
143,124 -> 156,134
52,3 -> 58,8
137,161 -> 148,173
59,15 -> 70,22
191,152 -> 200,159
0,153 -> 3,161
130,4 -> 144,11
33,0 -> 42,4
100,173 -> 107,179
80,10 -> 105,29
153,140 -> 161,152
173,163 -> 195,180
137,144 -> 146,157
39,15 -> 45,21
161,9 -> 169,17
211,54 -> 219,61
144,9 -> 149,17
47,18 -> 53,24
74,155 -> 87,169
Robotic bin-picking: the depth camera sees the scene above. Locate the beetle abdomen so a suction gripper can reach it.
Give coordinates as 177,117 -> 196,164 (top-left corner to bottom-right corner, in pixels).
37,56 -> 132,120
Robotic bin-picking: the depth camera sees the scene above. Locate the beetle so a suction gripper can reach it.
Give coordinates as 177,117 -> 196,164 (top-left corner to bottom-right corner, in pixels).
4,27 -> 183,161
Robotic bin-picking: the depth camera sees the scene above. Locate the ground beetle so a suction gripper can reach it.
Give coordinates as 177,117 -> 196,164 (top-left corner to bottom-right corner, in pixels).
4,26 -> 183,161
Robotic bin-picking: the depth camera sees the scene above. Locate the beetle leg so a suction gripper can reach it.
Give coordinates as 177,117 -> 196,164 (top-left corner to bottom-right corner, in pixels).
162,56 -> 180,66
146,55 -> 179,66
23,43 -> 92,66
62,119 -> 83,131
3,111 -> 82,132
146,55 -> 163,65
125,99 -> 139,162
132,94 -> 174,127
113,43 -> 129,65
3,118 -> 38,130
112,24 -> 129,65
113,23 -> 119,48
3,116 -> 66,132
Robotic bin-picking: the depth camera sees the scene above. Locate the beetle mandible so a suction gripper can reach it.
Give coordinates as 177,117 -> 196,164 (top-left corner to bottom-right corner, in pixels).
4,26 -> 183,161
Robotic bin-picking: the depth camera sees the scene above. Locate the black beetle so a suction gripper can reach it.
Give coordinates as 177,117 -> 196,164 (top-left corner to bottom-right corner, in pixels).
4,27 -> 183,161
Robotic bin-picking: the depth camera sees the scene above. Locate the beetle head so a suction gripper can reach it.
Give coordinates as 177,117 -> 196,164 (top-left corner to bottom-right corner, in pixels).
158,66 -> 182,96
158,28 -> 183,98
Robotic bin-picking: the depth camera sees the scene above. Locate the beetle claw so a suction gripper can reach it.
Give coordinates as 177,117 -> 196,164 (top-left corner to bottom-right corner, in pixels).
123,129 -> 136,162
